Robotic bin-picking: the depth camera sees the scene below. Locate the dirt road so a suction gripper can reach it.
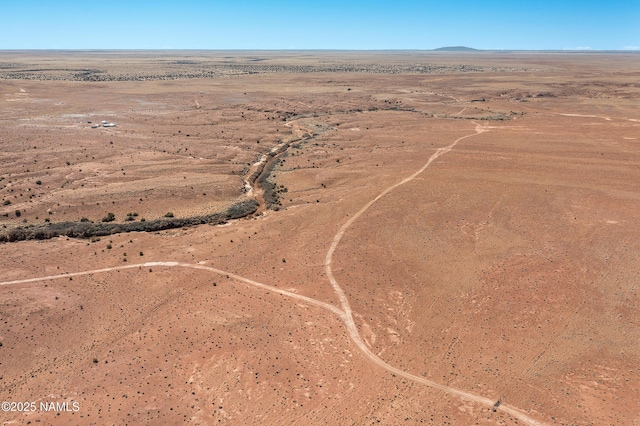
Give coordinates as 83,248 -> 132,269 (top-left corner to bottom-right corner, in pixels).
0,123 -> 550,425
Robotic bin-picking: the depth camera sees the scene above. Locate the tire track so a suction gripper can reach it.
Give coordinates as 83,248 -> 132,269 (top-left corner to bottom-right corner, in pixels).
0,261 -> 344,319
0,124 -> 546,425
323,123 -> 546,425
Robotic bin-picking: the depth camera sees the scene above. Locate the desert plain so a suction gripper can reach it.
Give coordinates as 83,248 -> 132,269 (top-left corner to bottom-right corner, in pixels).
0,50 -> 639,425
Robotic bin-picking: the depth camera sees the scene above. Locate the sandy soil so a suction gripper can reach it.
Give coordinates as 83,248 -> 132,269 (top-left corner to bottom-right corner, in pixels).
1,51 -> 639,425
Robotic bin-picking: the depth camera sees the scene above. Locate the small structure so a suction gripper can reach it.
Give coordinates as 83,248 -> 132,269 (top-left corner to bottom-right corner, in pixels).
91,119 -> 117,128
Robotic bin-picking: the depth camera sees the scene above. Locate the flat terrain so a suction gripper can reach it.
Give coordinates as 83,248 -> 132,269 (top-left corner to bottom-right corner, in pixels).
1,51 -> 639,425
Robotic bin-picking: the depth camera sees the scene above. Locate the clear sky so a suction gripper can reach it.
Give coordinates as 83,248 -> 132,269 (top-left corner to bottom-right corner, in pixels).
1,0 -> 638,50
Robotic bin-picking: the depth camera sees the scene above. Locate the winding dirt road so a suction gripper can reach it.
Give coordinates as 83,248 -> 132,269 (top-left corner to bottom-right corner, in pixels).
0,123 -> 546,425
323,123 -> 546,425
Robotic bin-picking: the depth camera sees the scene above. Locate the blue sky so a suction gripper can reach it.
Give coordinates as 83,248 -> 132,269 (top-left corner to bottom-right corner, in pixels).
1,1 -> 638,50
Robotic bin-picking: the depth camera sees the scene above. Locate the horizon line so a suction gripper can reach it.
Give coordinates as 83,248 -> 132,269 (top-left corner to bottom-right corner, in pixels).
1,48 -> 639,53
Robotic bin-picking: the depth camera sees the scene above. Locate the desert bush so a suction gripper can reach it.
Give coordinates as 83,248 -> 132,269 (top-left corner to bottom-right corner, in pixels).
0,200 -> 258,243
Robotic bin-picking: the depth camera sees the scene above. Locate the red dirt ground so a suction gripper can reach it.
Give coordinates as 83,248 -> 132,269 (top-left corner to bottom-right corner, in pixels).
1,51 -> 639,425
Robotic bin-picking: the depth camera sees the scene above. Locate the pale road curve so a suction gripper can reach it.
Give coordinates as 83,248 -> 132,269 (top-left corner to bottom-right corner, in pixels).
0,260 -> 541,424
324,123 -> 547,426
0,125 -> 546,425
0,262 -> 344,319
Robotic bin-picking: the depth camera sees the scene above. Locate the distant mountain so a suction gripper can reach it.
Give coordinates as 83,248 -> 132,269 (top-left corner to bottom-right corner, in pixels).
433,46 -> 480,52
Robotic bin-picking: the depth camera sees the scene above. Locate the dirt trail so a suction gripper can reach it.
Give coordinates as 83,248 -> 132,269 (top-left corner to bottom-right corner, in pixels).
0,124 -> 546,425
0,261 -> 344,319
1,263 -> 542,423
323,123 -> 546,425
